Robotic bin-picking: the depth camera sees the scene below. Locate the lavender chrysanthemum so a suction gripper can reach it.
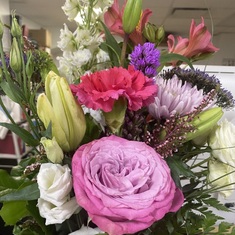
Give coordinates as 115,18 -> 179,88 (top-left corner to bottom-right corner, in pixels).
130,42 -> 160,78
148,75 -> 205,119
163,68 -> 235,109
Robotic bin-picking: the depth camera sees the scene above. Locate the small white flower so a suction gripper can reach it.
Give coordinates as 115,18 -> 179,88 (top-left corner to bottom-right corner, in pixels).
209,119 -> 235,167
37,163 -> 72,206
58,24 -> 76,51
71,49 -> 92,67
74,29 -> 103,53
62,0 -> 81,21
38,197 -> 80,225
68,225 -> 103,235
82,106 -> 106,130
96,49 -> 110,64
57,56 -> 74,82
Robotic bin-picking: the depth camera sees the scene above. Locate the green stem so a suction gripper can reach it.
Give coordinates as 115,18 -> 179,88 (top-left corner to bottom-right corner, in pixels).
120,33 -> 129,67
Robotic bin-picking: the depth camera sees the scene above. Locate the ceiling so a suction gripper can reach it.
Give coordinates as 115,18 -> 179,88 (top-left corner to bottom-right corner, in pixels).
8,0 -> 235,47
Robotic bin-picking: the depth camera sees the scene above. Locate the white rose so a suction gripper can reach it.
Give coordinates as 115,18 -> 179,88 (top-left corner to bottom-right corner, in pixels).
38,197 -> 80,225
69,225 -> 103,235
37,163 -> 72,206
208,159 -> 235,198
209,119 -> 235,167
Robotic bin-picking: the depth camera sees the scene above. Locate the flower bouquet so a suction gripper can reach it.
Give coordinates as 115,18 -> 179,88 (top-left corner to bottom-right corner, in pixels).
0,0 -> 235,234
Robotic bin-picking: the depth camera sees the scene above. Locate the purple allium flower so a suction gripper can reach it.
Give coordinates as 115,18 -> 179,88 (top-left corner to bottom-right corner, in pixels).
130,42 -> 160,78
148,74 -> 205,119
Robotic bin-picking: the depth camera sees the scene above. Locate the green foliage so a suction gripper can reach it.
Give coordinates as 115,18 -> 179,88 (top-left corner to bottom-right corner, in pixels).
166,155 -> 195,188
0,169 -> 39,210
99,21 -> 122,67
0,122 -> 39,147
0,201 -> 29,225
159,52 -> 194,70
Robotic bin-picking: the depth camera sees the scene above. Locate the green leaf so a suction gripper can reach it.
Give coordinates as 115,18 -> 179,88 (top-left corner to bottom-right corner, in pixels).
0,122 -> 39,147
160,53 -> 194,70
0,182 -> 39,201
0,80 -> 26,104
0,169 -> 24,190
203,197 -> 230,212
218,222 -> 235,234
166,156 -> 195,188
99,21 -> 121,66
0,201 -> 29,225
81,114 -> 102,145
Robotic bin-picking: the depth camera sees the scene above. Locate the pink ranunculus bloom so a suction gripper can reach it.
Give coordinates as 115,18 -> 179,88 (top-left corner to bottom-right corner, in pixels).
72,135 -> 184,235
104,0 -> 152,45
70,66 -> 157,112
167,17 -> 219,61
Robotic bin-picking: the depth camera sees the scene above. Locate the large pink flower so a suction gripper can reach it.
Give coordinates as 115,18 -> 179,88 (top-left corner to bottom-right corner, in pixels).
70,66 -> 157,112
72,135 -> 184,235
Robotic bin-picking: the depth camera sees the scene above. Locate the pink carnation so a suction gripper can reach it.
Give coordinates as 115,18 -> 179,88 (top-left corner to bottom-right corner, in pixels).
70,66 -> 157,112
72,135 -> 184,235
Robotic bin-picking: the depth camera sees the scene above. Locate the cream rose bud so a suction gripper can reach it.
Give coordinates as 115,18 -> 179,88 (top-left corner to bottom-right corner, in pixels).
208,159 -> 235,198
38,197 -> 80,225
40,137 -> 64,164
209,119 -> 235,167
37,163 -> 72,207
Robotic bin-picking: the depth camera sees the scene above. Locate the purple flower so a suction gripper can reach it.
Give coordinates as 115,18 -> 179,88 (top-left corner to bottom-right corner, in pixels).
148,74 -> 205,119
130,42 -> 160,78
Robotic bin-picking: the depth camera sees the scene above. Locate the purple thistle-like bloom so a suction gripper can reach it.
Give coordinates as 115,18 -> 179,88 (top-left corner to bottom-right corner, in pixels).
130,42 -> 161,78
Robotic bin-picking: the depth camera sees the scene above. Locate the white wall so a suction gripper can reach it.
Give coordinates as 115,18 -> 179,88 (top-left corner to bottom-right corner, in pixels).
208,34 -> 235,66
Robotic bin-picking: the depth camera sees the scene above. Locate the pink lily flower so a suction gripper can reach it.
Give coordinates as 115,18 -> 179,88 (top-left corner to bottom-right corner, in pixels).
104,0 -> 124,37
185,17 -> 219,58
167,17 -> 219,62
104,0 -> 152,45
167,35 -> 189,55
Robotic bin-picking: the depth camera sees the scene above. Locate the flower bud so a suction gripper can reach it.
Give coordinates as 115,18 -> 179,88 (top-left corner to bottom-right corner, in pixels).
0,19 -> 4,39
185,107 -> 223,142
143,23 -> 165,46
143,22 -> 157,43
156,25 -> 165,44
40,137 -> 64,164
103,98 -> 127,134
122,0 -> 142,34
10,37 -> 22,73
37,71 -> 86,152
26,51 -> 34,78
10,15 -> 22,38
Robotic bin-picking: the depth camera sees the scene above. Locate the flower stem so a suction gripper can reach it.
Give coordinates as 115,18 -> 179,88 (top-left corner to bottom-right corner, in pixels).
120,33 -> 129,67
